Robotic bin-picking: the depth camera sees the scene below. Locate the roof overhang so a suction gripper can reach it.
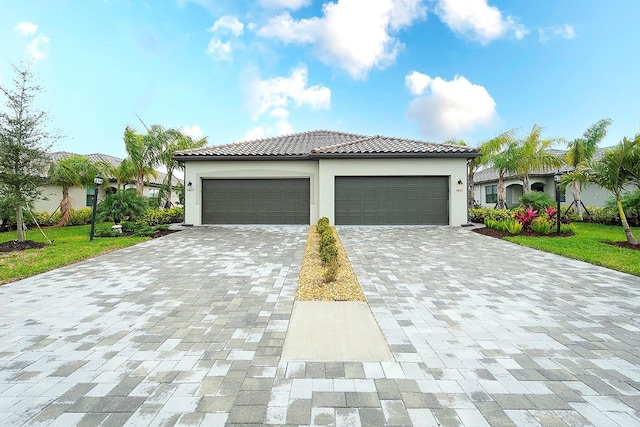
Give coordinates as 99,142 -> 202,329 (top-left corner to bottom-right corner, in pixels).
173,152 -> 479,161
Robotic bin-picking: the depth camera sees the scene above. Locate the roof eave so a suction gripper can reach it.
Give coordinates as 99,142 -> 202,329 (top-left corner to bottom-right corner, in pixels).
172,154 -> 312,161
310,152 -> 480,159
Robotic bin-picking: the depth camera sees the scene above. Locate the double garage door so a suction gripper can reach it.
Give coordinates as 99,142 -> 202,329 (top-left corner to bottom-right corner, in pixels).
201,176 -> 449,225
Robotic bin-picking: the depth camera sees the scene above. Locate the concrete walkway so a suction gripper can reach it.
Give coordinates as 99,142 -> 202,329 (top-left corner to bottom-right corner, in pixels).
0,225 -> 638,426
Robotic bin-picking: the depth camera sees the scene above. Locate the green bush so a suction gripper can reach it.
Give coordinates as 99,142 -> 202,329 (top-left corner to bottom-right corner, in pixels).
68,208 -> 93,225
584,206 -> 619,225
470,208 -> 513,223
505,220 -> 523,235
560,223 -> 576,234
97,189 -> 148,224
138,207 -> 184,226
317,217 -> 339,282
133,224 -> 157,237
530,217 -> 553,235
93,226 -> 121,237
519,191 -> 555,212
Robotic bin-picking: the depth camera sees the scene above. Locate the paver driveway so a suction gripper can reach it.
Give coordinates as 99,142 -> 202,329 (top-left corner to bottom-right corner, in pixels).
339,226 -> 640,426
0,225 -> 638,426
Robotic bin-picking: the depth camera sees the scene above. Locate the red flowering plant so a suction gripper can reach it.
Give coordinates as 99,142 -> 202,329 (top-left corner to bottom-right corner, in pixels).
514,207 -> 538,229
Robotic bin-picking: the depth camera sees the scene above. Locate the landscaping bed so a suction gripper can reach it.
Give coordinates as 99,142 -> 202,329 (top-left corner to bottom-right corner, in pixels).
0,240 -> 47,252
472,226 -> 573,238
296,225 -> 366,302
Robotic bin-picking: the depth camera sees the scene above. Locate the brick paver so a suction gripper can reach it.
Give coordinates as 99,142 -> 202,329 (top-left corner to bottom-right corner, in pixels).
0,225 -> 639,426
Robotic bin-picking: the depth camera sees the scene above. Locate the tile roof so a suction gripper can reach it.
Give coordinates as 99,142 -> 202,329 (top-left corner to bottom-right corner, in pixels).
173,130 -> 478,159
50,151 -> 181,187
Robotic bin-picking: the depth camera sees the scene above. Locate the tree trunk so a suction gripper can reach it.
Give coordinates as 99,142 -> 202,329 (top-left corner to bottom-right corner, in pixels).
16,205 -> 24,242
497,172 -> 507,209
136,171 -> 144,196
164,169 -> 173,208
522,174 -> 530,193
55,186 -> 71,227
467,169 -> 475,209
617,199 -> 639,245
572,181 -> 582,219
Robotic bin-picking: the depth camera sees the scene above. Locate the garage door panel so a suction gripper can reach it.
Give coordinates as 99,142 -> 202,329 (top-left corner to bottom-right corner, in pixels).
202,178 -> 310,224
335,176 -> 449,225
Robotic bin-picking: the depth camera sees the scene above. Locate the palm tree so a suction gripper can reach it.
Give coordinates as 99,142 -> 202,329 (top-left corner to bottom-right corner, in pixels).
565,137 -> 639,244
124,126 -> 159,196
48,155 -> 102,226
482,130 -> 519,209
515,125 -> 564,192
565,118 -> 612,218
157,130 -> 207,208
111,158 -> 136,191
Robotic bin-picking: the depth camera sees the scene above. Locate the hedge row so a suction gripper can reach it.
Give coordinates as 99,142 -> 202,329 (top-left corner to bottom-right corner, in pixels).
20,207 -> 184,227
317,217 -> 339,282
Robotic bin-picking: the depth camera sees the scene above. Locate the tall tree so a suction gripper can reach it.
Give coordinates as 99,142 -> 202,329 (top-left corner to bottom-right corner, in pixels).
482,130 -> 519,209
515,125 -> 564,192
111,157 -> 136,191
565,118 -> 612,218
565,137 -> 639,245
48,154 -> 102,226
158,130 -> 207,207
0,64 -> 58,241
124,126 -> 158,196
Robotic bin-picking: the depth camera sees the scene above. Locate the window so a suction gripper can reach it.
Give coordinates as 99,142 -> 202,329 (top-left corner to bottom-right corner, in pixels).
485,185 -> 497,204
148,188 -> 159,199
86,185 -> 95,206
531,183 -> 544,192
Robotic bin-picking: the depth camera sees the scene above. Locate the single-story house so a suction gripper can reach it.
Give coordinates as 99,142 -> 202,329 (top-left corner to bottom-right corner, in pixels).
473,161 -> 611,210
173,130 -> 479,226
36,152 -> 182,214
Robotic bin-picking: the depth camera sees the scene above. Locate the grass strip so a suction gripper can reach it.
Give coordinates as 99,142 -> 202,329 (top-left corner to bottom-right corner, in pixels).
504,222 -> 640,277
0,224 -> 149,285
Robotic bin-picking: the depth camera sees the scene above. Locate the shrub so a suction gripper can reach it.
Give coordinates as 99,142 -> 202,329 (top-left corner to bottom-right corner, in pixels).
530,217 -> 553,235
514,207 -> 538,227
93,227 -> 121,238
519,191 -> 555,212
138,207 -> 184,226
584,206 -> 619,225
470,208 -> 514,223
560,223 -> 576,234
68,208 -> 93,225
97,189 -> 148,224
505,220 -> 523,235
133,224 -> 157,237
317,217 -> 339,282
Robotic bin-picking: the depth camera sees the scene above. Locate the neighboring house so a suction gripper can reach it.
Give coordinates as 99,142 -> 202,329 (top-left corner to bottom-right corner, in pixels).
35,152 -> 182,214
473,149 -> 612,209
173,130 -> 479,226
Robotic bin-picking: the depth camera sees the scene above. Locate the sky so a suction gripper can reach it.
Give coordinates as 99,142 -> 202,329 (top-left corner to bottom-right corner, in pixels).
1,0 -> 639,159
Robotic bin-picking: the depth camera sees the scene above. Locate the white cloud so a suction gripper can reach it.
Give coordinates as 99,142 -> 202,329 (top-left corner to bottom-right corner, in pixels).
539,24 -> 575,42
242,126 -> 265,141
206,15 -> 244,61
258,0 -> 426,79
249,65 -> 331,120
259,0 -> 310,10
14,22 -> 38,36
406,73 -> 497,138
205,38 -> 232,60
26,34 -> 50,62
435,0 -> 527,45
405,71 -> 431,96
181,125 -> 203,139
209,15 -> 244,36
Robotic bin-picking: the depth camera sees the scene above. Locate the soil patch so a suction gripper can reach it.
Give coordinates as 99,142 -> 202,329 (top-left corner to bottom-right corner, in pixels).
471,226 -> 573,238
0,240 -> 47,253
606,241 -> 640,251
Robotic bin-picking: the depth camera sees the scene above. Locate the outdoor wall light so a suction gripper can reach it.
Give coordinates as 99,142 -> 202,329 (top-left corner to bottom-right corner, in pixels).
187,181 -> 193,188
457,178 -> 463,185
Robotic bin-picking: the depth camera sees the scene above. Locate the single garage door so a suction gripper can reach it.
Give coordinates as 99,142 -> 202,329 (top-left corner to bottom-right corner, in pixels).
202,178 -> 310,224
335,176 -> 449,225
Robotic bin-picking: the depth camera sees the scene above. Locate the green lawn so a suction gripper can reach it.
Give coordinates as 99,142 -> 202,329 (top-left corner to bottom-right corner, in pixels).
505,222 -> 640,276
0,224 -> 149,285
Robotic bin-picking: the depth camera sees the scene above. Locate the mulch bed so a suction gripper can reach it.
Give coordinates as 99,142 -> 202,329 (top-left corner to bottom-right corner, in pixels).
471,226 -> 573,238
0,240 -> 47,253
606,241 -> 640,251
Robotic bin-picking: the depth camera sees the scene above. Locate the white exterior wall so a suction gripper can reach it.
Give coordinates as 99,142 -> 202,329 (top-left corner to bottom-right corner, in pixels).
318,157 -> 469,226
183,160 -> 320,225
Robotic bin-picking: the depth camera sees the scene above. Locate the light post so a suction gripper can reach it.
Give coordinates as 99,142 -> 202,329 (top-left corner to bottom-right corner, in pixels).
554,170 -> 561,235
89,173 -> 104,241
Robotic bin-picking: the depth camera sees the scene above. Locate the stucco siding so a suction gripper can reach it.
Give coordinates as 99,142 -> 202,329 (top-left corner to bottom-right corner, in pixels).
183,160 -> 320,225
318,157 -> 469,226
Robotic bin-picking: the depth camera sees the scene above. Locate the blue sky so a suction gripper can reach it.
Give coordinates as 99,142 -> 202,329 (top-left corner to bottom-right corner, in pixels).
1,0 -> 639,159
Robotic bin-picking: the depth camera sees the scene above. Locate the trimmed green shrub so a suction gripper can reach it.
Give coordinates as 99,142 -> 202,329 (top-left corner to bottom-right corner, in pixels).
584,206 -> 619,225
93,227 -> 121,237
530,217 -> 553,235
68,208 -> 93,225
519,191 -> 555,212
317,217 -> 339,282
133,224 -> 157,237
560,223 -> 575,234
505,220 -> 523,235
470,208 -> 514,223
138,207 -> 184,226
